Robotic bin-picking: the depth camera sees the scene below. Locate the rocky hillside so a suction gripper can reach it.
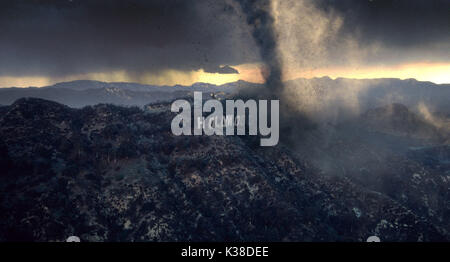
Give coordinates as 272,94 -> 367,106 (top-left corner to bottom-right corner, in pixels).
0,98 -> 448,241
290,104 -> 450,238
361,103 -> 442,140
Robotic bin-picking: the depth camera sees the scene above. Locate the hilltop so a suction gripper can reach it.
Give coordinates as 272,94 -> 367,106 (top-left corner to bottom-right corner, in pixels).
0,98 -> 448,241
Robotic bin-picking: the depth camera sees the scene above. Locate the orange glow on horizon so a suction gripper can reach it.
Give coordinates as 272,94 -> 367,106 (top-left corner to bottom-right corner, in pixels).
284,62 -> 450,84
0,62 -> 448,88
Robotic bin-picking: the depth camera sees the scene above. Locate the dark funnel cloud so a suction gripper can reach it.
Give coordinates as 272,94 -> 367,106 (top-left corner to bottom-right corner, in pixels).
235,0 -> 283,94
235,0 -> 314,146
0,0 -> 259,78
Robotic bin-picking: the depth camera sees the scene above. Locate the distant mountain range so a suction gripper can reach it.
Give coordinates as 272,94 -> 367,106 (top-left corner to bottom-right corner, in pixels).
284,77 -> 450,119
1,78 -> 449,113
0,80 -> 254,108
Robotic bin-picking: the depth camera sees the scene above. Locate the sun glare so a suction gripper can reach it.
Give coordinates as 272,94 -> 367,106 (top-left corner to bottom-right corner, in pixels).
0,62 -> 448,88
285,62 -> 450,84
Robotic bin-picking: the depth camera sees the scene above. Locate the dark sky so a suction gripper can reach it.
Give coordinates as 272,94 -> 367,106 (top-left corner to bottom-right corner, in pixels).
314,0 -> 450,65
0,0 -> 448,78
316,0 -> 450,47
0,0 -> 258,77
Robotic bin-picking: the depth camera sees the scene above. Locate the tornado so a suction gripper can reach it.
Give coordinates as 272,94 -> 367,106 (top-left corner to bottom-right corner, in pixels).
236,0 -> 283,95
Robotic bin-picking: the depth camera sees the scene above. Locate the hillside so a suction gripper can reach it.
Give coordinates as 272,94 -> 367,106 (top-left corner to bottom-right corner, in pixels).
0,98 -> 448,241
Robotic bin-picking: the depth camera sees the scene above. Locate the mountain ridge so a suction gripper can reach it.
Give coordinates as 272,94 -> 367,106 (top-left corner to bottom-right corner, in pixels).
0,97 -> 448,241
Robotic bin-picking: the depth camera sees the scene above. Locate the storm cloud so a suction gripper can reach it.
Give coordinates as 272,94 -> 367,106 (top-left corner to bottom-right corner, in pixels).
312,0 -> 450,65
0,0 -> 259,77
315,0 -> 450,47
0,0 -> 448,79
204,65 -> 239,74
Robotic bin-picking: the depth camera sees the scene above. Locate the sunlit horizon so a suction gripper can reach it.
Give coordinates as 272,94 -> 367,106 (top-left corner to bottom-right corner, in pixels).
0,62 -> 449,88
